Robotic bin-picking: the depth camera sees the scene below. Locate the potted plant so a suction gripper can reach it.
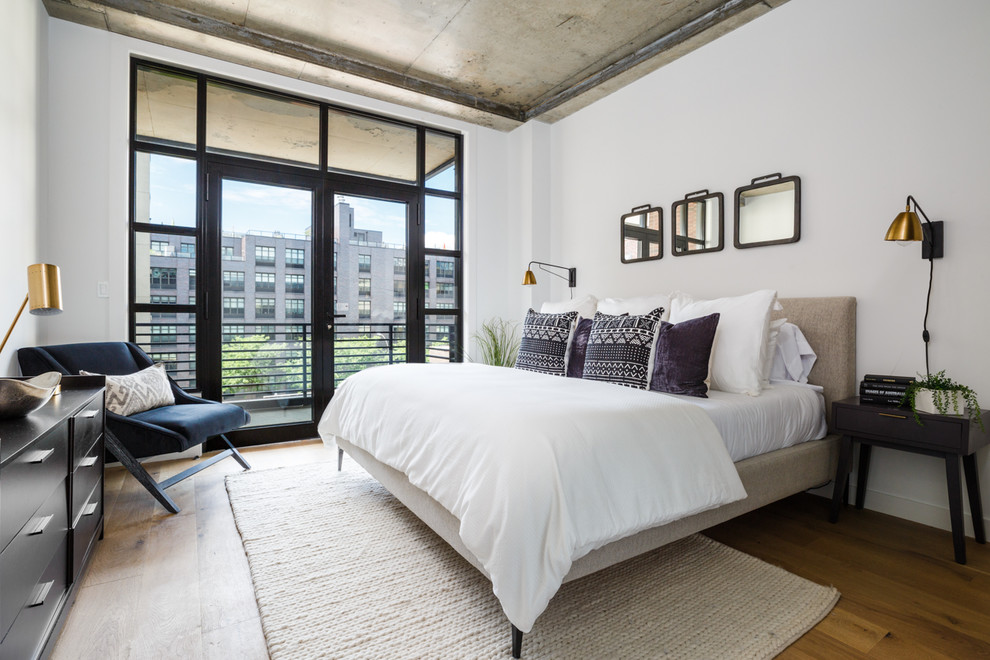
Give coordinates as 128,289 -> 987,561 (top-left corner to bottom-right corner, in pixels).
902,370 -> 984,431
472,317 -> 520,367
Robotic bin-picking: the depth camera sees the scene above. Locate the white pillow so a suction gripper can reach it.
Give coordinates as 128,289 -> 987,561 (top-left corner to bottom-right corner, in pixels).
763,317 -> 787,387
669,289 -> 778,395
597,293 -> 671,320
81,363 -> 175,416
771,322 -> 817,384
541,294 -> 598,322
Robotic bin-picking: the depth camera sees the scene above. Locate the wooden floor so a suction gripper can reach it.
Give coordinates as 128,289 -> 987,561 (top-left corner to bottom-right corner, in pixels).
51,440 -> 990,659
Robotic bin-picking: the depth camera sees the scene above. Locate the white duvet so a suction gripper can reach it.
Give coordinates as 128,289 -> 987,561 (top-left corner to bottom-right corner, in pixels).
318,363 -> 747,632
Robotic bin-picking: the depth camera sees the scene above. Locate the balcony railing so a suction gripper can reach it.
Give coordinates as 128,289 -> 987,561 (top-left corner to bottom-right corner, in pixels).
134,321 -> 459,401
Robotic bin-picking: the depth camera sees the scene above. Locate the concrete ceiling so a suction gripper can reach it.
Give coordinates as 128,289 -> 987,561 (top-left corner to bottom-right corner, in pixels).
44,0 -> 788,131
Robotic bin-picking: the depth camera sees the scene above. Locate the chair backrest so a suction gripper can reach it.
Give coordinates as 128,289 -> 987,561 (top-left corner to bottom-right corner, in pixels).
19,342 -> 154,378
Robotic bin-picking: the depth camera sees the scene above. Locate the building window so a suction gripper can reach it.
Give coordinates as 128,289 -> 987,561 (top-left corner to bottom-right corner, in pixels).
436,260 -> 454,279
179,242 -> 196,258
394,280 -> 406,297
359,277 -> 372,297
285,299 -> 305,318
285,324 -> 306,341
394,301 -> 406,320
151,267 -> 177,289
255,245 -> 275,266
223,271 -> 245,291
150,324 -> 177,344
256,297 -> 276,318
223,325 -> 245,342
358,300 -> 371,319
222,245 -> 234,258
149,352 -> 178,374
150,295 -> 177,305
394,257 -> 406,275
253,324 -> 275,338
438,282 -> 455,298
286,274 -> 304,293
358,254 -> 371,273
223,297 -> 244,318
188,269 -> 196,288
255,272 -> 276,292
150,240 -> 170,256
286,248 -> 305,268
424,258 -> 431,277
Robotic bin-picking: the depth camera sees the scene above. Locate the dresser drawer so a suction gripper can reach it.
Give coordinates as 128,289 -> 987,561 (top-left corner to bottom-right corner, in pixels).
71,445 -> 104,524
0,480 -> 68,641
835,405 -> 965,451
72,480 -> 103,582
0,424 -> 69,552
0,535 -> 68,660
71,400 -> 104,469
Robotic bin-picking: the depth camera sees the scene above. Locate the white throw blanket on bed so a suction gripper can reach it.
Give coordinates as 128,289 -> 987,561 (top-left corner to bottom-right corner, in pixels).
318,363 -> 747,632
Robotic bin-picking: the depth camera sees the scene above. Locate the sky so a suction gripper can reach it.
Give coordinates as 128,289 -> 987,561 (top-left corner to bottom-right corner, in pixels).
148,153 -> 457,249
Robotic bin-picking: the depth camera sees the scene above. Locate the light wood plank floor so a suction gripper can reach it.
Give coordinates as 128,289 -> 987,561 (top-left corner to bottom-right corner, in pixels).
51,440 -> 990,659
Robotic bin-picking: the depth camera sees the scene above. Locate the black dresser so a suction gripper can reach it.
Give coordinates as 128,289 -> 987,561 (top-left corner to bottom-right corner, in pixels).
0,376 -> 105,660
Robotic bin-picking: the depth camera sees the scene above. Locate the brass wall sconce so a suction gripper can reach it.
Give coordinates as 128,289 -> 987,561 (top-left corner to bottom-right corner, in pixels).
884,196 -> 944,375
522,261 -> 577,288
0,264 -> 64,357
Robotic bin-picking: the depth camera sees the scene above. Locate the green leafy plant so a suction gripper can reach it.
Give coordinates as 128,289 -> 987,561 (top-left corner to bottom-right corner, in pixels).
901,370 -> 984,431
472,317 -> 520,367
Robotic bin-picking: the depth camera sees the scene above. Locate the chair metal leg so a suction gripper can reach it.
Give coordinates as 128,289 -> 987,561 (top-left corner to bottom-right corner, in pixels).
104,429 -> 180,514
511,625 -> 523,659
219,434 -> 252,470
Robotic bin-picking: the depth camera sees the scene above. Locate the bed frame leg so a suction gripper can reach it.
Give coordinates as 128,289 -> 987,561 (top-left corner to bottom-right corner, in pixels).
511,624 -> 523,658
338,447 -> 343,471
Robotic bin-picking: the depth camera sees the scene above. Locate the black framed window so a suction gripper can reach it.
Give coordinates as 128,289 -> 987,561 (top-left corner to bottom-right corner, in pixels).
255,272 -> 276,292
255,245 -> 275,266
223,297 -> 244,318
255,298 -> 276,318
286,299 -> 305,318
151,267 -> 177,289
223,271 -> 244,291
358,278 -> 371,297
358,254 -> 371,273
286,248 -> 305,268
286,274 -> 305,293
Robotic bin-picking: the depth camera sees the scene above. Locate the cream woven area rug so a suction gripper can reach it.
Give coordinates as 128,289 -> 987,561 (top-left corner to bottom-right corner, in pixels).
226,462 -> 839,659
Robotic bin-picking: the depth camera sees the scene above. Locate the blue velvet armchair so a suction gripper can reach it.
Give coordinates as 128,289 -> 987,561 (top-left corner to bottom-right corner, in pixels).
18,341 -> 251,513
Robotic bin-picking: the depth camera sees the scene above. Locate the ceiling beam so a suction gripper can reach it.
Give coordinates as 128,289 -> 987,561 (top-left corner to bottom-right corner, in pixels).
49,0 -> 528,122
523,0 -> 771,121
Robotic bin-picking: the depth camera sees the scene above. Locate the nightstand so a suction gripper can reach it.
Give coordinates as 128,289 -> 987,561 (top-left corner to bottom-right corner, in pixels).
829,397 -> 990,564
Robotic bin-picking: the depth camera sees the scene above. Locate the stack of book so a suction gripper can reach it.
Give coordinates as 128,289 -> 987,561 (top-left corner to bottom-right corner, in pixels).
859,374 -> 914,407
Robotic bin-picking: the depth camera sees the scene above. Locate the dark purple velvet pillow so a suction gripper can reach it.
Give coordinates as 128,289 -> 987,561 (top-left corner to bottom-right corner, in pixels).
566,317 -> 594,378
649,313 -> 720,397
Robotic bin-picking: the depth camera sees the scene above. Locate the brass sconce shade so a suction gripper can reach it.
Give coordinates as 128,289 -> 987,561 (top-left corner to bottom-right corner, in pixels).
884,208 -> 925,242
521,261 -> 576,288
0,264 -> 64,357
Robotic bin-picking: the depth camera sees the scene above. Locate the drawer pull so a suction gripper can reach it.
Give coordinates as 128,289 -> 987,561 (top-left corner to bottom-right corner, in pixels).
79,456 -> 99,468
27,580 -> 54,608
79,409 -> 99,418
878,412 -> 907,419
26,448 -> 55,464
26,514 -> 54,536
82,502 -> 99,517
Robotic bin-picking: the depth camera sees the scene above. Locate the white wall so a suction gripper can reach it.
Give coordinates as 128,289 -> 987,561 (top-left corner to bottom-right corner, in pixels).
545,0 -> 990,533
43,18 -> 515,359
0,0 -> 48,376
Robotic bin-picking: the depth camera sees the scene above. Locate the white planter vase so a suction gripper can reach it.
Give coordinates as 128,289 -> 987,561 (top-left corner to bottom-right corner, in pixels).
914,389 -> 965,416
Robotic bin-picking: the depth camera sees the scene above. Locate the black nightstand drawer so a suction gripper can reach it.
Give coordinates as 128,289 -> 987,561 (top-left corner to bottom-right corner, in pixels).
834,404 -> 965,451
0,425 -> 69,552
71,401 -> 103,469
72,480 -> 103,582
0,480 -> 68,642
71,446 -> 104,524
0,535 -> 69,660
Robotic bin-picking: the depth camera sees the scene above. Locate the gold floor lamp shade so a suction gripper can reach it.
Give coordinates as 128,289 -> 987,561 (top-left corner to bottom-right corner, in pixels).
0,263 -> 64,356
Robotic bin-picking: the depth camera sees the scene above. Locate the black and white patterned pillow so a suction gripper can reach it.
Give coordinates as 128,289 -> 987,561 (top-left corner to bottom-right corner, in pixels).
81,363 -> 175,416
582,307 -> 665,389
514,309 -> 579,376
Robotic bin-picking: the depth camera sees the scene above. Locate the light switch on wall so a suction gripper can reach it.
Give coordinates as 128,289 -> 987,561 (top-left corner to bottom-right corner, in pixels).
97,281 -> 109,298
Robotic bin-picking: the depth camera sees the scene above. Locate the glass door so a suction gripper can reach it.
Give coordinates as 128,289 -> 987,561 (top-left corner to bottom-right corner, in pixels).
330,190 -> 418,387
205,164 -> 326,441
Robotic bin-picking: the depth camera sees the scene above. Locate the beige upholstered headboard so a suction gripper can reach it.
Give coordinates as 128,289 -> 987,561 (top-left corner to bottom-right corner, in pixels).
774,297 -> 857,432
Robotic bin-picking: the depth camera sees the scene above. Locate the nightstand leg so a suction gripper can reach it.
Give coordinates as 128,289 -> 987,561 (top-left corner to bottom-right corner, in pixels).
830,435 -> 853,523
963,454 -> 985,544
856,444 -> 872,509
944,454 -> 966,564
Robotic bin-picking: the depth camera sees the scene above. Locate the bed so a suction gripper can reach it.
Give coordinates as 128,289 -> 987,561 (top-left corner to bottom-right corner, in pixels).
320,296 -> 856,657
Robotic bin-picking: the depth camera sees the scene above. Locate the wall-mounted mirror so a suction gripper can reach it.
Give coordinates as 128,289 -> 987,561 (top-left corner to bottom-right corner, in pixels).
672,189 -> 724,256
621,204 -> 663,263
734,173 -> 801,248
